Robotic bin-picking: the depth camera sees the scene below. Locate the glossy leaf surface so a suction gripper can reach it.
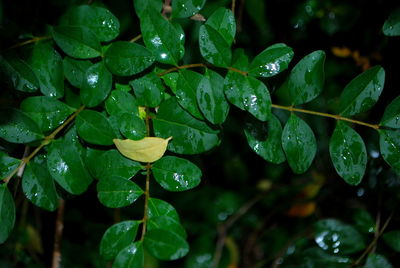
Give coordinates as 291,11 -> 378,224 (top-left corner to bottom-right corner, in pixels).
76,109 -> 116,145
172,0 -> 206,18
105,90 -> 138,117
130,72 -> 164,108
0,185 -> 15,243
100,220 -> 140,260
148,216 -> 187,239
0,108 -> 43,143
339,66 -> 385,116
329,121 -> 367,185
147,198 -> 180,222
249,43 -> 294,77
224,71 -> 271,121
153,98 -> 220,154
97,175 -> 143,208
285,50 -> 325,105
63,57 -> 92,88
152,156 -> 201,191
176,69 -> 204,119
144,229 -> 189,260
104,41 -> 155,76
0,152 -> 20,179
205,7 -> 236,45
118,113 -> 146,140
197,69 -> 229,124
113,242 -> 144,268
379,129 -> 400,174
81,62 -> 112,107
282,114 -> 316,174
20,96 -> 75,132
380,96 -> 400,128
134,0 -> 163,17
383,9 -> 400,36
199,24 -> 231,67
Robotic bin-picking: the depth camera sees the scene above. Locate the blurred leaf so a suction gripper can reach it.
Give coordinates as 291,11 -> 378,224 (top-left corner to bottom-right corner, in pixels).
105,90 -> 139,117
22,161 -> 58,211
118,113 -> 147,140
29,42 -> 64,98
232,48 -> 249,71
152,156 -> 201,192
97,175 -> 143,208
382,230 -> 400,252
172,0 -> 206,18
153,97 -> 220,154
314,219 -> 365,254
299,247 -> 351,267
86,148 -> 142,180
197,69 -> 229,124
249,43 -> 294,77
379,129 -> 400,175
0,108 -> 44,143
339,66 -> 385,116
383,9 -> 400,36
199,24 -> 231,67
20,96 -> 75,132
148,216 -> 187,239
100,220 -> 140,260
0,184 -> 15,244
0,152 -> 21,179
380,96 -> 400,128
0,54 -> 39,92
52,25 -> 102,59
224,71 -> 271,121
285,50 -> 325,105
144,229 -> 189,260
205,7 -> 236,45
282,114 -> 316,174
147,198 -> 180,222
104,41 -> 155,76
63,57 -> 92,89
134,0 -> 163,18
176,69 -> 204,120
76,109 -> 116,145
365,253 -> 393,268
352,209 -> 375,234
113,242 -> 144,268
81,61 -> 112,107
329,121 -> 367,185
130,72 -> 164,108
244,114 -> 285,164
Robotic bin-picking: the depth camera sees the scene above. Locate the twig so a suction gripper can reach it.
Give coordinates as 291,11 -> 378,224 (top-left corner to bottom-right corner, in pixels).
51,199 -> 65,268
129,34 -> 142,43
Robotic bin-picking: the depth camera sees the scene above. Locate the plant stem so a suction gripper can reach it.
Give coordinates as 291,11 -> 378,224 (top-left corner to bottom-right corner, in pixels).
129,34 -> 142,43
7,35 -> 52,50
51,199 -> 65,268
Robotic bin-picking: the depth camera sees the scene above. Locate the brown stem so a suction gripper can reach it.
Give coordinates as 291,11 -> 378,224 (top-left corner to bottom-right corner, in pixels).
129,34 -> 142,43
51,199 -> 65,268
7,35 -> 52,50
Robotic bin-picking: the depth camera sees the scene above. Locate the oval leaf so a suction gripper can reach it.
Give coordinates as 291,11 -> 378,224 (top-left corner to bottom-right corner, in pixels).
63,56 -> 92,88
380,96 -> 400,128
365,253 -> 393,268
172,0 -> 206,18
114,242 -> 144,268
129,72 -> 164,108
76,110 -> 116,145
148,216 -> 187,239
199,24 -> 231,67
0,184 -> 16,243
105,90 -> 139,116
382,230 -> 400,252
118,113 -> 147,140
176,69 -> 204,119
147,198 -> 180,221
379,129 -> 400,175
383,9 -> 400,36
205,7 -> 236,45
81,61 -> 112,107
144,229 -> 189,260
0,152 -> 21,179
114,137 -> 172,163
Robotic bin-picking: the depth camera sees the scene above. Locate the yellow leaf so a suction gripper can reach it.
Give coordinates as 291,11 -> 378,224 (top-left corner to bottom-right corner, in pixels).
113,136 -> 172,163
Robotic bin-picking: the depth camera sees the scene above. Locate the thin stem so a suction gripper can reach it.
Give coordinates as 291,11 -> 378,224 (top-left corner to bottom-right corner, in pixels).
231,0 -> 236,14
129,34 -> 142,43
51,199 -> 65,268
271,104 -> 380,130
157,63 -> 248,77
7,35 -> 52,50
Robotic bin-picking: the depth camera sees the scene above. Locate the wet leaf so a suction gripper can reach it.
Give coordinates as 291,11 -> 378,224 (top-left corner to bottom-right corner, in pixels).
97,175 -> 143,208
0,152 -> 21,179
81,61 -> 112,108
118,113 -> 147,140
199,24 -> 231,67
113,242 -> 144,268
147,198 -> 180,222
329,121 -> 367,185
152,156 -> 201,191
339,66 -> 385,116
382,230 -> 400,252
176,69 -> 204,119
352,209 -> 375,234
105,90 -> 139,117
383,9 -> 400,36
379,129 -> 400,175
113,137 -> 172,163
299,247 -> 351,267
365,253 -> 393,268
172,0 -> 206,18
0,108 -> 44,143
134,0 -> 163,18
144,229 -> 189,260
104,41 -> 155,76
153,97 -> 220,154
148,216 -> 187,239
249,43 -> 294,77
100,220 -> 140,260
130,72 -> 164,108
282,114 -> 316,174
0,184 -> 15,243
380,96 -> 400,128
205,7 -> 236,45
63,57 -> 92,88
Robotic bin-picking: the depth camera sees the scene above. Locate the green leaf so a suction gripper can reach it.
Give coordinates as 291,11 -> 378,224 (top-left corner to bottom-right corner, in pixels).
0,108 -> 44,143
380,96 -> 400,128
0,152 -> 21,179
282,114 -> 316,174
148,216 -> 187,239
329,121 -> 367,185
224,71 -> 271,121
140,9 -> 184,65
119,113 -> 147,140
197,69 -> 229,124
76,109 -> 116,145
152,156 -> 201,191
339,66 -> 385,116
365,253 -> 393,268
86,148 -> 142,180
172,0 -> 206,18
104,41 -> 155,76
63,57 -> 92,88
100,220 -> 140,260
113,242 -> 144,268
22,161 -> 58,211
97,175 -> 143,208
153,97 -> 220,154
352,209 -> 375,233
382,230 -> 400,252
0,54 -> 39,92
299,247 -> 351,267
232,48 -> 250,71
0,184 -> 15,243
147,198 -> 180,222
199,24 -> 231,67
249,43 -> 294,77
134,0 -> 163,18
52,25 -> 101,59
383,9 -> 400,36
244,114 -> 285,164
161,72 -> 179,93
29,42 -> 64,98
105,90 -> 139,117
144,229 -> 189,260
129,72 -> 164,108
47,129 -> 92,194
379,129 -> 400,174
59,5 -> 120,42
176,70 -> 204,120
81,61 -> 112,107
285,50 -> 326,105
314,218 -> 365,254
20,96 -> 75,132
205,7 -> 236,45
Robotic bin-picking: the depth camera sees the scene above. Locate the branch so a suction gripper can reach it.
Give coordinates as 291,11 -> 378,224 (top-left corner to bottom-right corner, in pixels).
51,199 -> 65,268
